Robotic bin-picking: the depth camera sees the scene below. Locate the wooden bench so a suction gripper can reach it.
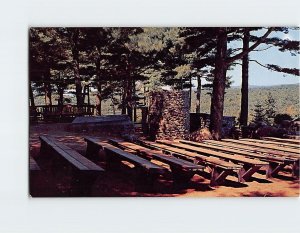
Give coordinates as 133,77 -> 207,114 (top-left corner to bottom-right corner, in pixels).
84,137 -> 167,186
263,137 -> 300,145
29,156 -> 41,196
109,139 -> 204,183
30,156 -> 41,171
137,139 -> 244,186
180,140 -> 299,178
39,136 -> 104,196
205,139 -> 299,160
240,138 -> 300,150
224,139 -> 300,155
157,140 -> 269,183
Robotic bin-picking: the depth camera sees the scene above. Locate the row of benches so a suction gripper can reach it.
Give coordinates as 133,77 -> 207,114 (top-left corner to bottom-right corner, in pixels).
31,136 -> 299,196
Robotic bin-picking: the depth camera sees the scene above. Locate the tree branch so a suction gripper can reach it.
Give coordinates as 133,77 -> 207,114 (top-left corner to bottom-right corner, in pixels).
232,62 -> 242,66
253,46 -> 273,52
250,59 -> 300,76
226,27 -> 274,63
250,59 -> 271,69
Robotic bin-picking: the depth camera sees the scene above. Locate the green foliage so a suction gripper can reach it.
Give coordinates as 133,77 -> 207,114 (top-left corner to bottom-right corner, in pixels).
190,84 -> 300,120
252,102 -> 268,124
29,27 -> 299,123
264,92 -> 277,123
274,113 -> 292,125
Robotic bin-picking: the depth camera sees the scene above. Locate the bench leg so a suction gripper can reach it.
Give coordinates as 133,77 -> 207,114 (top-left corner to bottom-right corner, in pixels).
29,169 -> 42,197
85,143 -> 100,161
292,161 -> 299,178
238,165 -> 264,183
70,170 -> 100,196
210,167 -> 231,187
170,166 -> 195,184
39,141 -> 52,159
105,154 -> 121,170
266,162 -> 286,178
135,168 -> 159,192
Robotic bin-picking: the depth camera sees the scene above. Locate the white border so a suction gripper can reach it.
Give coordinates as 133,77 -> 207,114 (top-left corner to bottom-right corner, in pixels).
0,0 -> 299,232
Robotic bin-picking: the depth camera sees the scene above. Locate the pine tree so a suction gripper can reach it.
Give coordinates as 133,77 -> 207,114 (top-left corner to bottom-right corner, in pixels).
210,27 -> 274,139
252,102 -> 267,124
240,27 -> 299,127
265,92 -> 277,124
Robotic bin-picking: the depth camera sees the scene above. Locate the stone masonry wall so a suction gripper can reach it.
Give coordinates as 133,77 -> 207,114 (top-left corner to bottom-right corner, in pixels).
148,90 -> 190,140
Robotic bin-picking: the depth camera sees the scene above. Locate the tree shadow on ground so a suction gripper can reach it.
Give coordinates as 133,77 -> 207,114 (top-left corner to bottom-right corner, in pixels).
272,174 -> 298,181
247,176 -> 273,184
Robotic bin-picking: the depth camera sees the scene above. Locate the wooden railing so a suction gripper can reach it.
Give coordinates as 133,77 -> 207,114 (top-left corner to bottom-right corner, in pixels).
30,105 -> 95,121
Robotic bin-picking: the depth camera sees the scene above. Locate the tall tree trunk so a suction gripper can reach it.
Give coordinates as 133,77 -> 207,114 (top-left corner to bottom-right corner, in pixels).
29,81 -> 35,107
58,73 -> 64,107
95,58 -> 102,115
86,84 -> 90,105
240,29 -> 250,127
127,78 -> 133,121
209,27 -> 228,140
44,82 -> 52,105
133,77 -> 137,122
74,59 -> 83,106
196,76 -> 201,113
43,70 -> 52,105
143,85 -> 146,105
58,86 -> 64,107
71,29 -> 83,106
189,77 -> 192,111
96,83 -> 102,115
111,93 -> 116,115
121,80 -> 127,115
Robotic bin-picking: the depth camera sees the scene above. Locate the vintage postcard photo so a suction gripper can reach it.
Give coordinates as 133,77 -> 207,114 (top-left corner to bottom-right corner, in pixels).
29,27 -> 300,197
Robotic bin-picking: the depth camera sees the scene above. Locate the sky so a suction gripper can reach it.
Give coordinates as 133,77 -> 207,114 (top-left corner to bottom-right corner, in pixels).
227,28 -> 299,87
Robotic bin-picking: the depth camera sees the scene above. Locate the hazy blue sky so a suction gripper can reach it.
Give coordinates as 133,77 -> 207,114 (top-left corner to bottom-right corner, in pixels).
227,28 -> 299,87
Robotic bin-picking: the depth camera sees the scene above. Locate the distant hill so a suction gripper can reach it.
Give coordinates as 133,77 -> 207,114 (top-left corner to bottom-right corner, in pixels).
34,84 -> 300,122
191,84 -> 300,121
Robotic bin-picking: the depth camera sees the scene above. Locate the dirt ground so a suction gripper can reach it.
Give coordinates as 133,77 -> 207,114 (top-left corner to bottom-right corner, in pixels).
29,123 -> 300,197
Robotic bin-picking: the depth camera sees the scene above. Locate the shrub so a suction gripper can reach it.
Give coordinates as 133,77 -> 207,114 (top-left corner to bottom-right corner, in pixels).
274,113 -> 292,125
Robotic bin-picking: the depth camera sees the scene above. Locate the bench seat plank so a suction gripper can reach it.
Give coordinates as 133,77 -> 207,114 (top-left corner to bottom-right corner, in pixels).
158,140 -> 267,166
139,140 -> 241,170
109,139 -> 204,171
240,138 -> 300,150
179,140 -> 289,163
109,139 -> 205,183
84,137 -> 166,174
224,139 -> 300,155
204,140 -> 299,159
263,137 -> 300,145
40,136 -> 104,171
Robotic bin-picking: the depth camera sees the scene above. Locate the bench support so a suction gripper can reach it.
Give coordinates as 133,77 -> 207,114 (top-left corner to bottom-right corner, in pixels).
86,142 -> 101,161
134,168 -> 160,192
266,162 -> 286,178
71,170 -> 100,196
238,165 -> 266,183
169,165 -> 195,184
210,167 -> 232,187
29,169 -> 42,197
292,161 -> 300,178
